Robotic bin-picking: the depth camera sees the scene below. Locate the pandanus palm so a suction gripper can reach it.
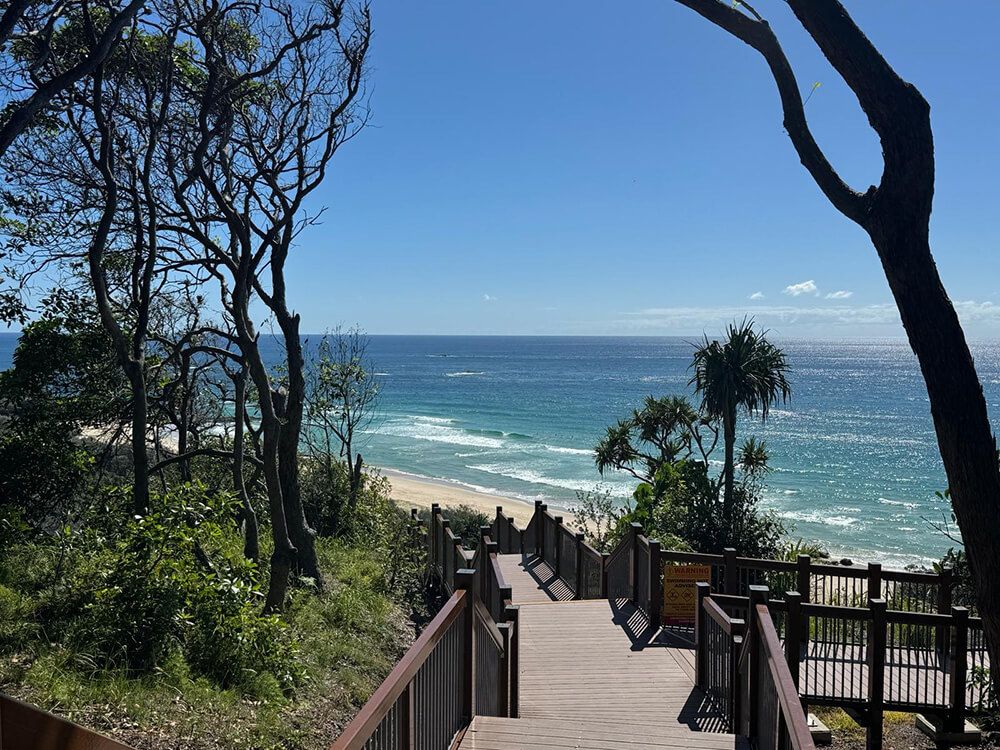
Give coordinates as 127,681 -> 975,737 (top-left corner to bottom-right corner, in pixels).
690,319 -> 790,522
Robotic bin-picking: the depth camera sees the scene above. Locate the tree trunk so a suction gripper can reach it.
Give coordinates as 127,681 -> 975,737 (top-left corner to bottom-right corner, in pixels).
233,371 -> 259,561
722,405 -> 736,524
232,303 -> 296,612
126,362 -> 151,516
176,353 -> 192,483
349,452 -> 364,512
274,317 -> 323,588
867,218 -> 1000,696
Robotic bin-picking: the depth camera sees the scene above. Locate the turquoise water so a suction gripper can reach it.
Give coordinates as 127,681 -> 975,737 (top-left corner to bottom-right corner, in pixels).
4,333 -> 996,567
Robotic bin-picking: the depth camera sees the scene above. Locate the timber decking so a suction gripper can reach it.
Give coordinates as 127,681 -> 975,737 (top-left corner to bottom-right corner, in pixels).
496,555 -> 573,603
458,554 -> 744,750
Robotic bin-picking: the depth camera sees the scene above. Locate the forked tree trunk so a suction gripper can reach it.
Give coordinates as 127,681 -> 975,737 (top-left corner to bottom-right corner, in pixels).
672,0 -> 1000,688
274,314 -> 323,588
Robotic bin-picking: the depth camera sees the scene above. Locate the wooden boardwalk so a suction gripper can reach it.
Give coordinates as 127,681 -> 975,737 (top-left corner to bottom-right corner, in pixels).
458,554 -> 746,750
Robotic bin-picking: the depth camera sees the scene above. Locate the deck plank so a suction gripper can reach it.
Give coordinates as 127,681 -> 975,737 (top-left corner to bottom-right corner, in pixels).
457,558 -> 740,749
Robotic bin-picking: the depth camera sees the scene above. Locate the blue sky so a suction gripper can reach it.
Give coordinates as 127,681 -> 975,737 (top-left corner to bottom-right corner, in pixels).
290,1 -> 1000,337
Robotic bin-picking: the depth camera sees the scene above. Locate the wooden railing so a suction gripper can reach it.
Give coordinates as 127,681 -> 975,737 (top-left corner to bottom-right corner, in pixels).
428,508 -> 475,595
749,596 -> 817,750
697,581 -> 990,750
333,560 -> 518,750
661,546 -> 955,617
696,593 -> 746,730
0,695 -> 135,750
694,584 -> 815,750
476,526 -> 512,625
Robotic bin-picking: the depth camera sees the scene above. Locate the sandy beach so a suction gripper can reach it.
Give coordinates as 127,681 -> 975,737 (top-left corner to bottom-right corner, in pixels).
383,468 -> 546,528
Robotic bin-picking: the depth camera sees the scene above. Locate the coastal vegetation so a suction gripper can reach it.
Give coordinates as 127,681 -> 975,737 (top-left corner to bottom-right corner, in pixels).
0,1 -> 440,746
586,321 -> 791,559
1,0 -> 998,741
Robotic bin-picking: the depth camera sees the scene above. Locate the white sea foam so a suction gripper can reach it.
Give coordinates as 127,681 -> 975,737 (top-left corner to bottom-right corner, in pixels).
445,371 -> 486,377
376,420 -> 504,449
776,510 -> 859,528
467,463 -> 633,496
408,415 -> 457,424
878,497 -> 920,509
543,445 -> 593,456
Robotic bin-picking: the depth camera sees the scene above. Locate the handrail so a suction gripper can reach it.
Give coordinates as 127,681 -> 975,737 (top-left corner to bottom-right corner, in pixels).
606,533 -> 631,566
331,590 -> 469,750
489,552 -> 509,594
473,597 -> 505,648
754,603 -> 816,750
0,694 -> 136,750
704,596 -> 740,635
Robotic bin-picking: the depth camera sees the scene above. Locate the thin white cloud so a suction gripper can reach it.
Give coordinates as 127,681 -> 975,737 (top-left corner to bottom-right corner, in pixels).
825,290 -> 853,299
749,291 -> 765,301
783,280 -> 818,297
482,293 -> 496,302
614,299 -> 1000,333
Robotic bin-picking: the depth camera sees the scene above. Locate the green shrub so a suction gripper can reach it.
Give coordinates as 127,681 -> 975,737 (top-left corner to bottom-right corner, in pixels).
416,503 -> 490,550
0,583 -> 37,651
183,573 -> 302,693
56,483 -> 302,693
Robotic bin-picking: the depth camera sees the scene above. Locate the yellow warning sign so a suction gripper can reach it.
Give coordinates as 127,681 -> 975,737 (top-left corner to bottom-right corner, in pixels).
662,565 -> 712,626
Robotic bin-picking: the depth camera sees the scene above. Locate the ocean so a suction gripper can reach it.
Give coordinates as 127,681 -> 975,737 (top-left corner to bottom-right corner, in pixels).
2,332 -> 995,568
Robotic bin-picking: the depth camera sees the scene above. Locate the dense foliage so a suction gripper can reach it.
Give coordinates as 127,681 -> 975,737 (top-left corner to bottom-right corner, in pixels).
583,323 -> 791,558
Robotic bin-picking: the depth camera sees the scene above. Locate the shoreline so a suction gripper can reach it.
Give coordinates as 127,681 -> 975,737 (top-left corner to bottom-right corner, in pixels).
380,466 -> 937,569
382,468 -> 555,528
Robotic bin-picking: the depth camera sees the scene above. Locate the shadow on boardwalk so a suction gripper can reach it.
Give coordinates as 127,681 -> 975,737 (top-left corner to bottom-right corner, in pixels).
496,553 -> 734,741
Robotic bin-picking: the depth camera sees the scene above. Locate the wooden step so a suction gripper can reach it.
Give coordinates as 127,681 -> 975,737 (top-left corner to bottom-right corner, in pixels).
457,716 -> 748,750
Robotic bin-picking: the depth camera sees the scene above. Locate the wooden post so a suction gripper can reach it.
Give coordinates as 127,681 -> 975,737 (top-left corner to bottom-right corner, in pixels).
553,516 -> 564,578
866,598 -> 887,750
868,562 -> 883,603
499,584 -> 512,623
539,504 -> 548,562
486,539 -> 499,604
630,522 -> 642,604
497,622 -> 511,717
505,604 -> 520,718
649,539 -> 662,626
797,554 -> 811,645
431,503 -> 441,578
785,591 -> 802,689
747,585 -> 769,741
600,552 -> 610,599
695,582 -> 711,689
731,619 -> 746,732
947,606 -> 970,732
495,506 -> 504,550
724,547 -> 738,594
936,566 -> 954,655
456,569 -> 476,722
532,500 -> 543,556
450,534 -> 462,592
574,532 -> 585,600
441,518 -> 451,586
